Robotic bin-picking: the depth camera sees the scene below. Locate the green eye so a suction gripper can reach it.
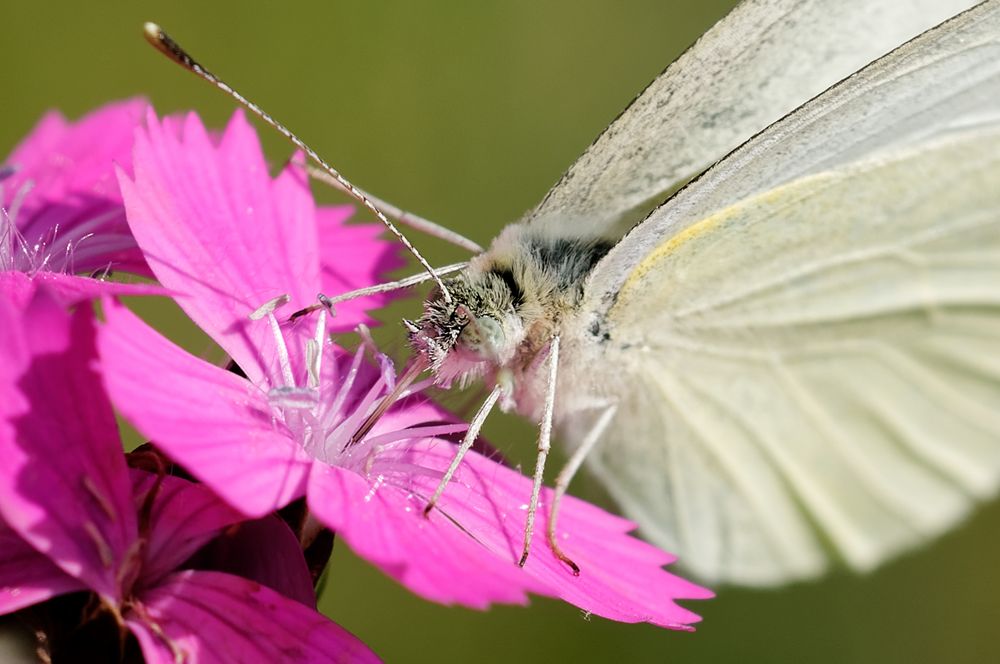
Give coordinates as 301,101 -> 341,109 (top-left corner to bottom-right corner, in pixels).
458,316 -> 504,358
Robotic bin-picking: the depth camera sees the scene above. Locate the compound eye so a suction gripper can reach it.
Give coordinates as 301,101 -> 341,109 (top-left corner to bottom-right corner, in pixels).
456,316 -> 504,360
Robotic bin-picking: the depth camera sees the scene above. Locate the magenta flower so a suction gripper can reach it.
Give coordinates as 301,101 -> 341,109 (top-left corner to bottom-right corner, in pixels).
1,99 -> 161,305
2,99 -> 147,275
0,287 -> 378,663
102,108 -> 710,627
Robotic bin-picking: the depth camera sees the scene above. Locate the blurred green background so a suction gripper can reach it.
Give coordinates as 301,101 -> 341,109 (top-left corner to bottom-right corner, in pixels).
4,2 -> 999,662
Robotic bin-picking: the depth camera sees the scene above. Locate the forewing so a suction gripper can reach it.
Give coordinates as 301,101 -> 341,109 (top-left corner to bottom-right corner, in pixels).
588,0 -> 1000,303
527,0 -> 978,238
576,128 -> 1000,586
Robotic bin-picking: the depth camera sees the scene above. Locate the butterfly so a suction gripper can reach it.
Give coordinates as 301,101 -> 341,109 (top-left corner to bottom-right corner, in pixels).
406,0 -> 1000,586
147,0 -> 1000,587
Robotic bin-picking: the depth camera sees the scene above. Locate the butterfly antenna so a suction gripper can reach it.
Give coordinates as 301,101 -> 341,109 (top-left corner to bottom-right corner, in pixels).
142,22 -> 453,303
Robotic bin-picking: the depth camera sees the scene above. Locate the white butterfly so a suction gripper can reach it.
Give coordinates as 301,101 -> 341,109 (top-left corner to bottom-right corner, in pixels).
148,0 -> 1000,587
406,0 -> 1000,587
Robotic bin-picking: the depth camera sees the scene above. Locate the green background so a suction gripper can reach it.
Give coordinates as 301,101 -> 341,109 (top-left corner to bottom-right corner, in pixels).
4,2 -> 999,662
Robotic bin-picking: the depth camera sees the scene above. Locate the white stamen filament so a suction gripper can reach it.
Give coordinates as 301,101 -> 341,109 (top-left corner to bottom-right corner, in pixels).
254,296 -> 447,479
249,294 -> 291,320
268,386 -> 320,410
362,423 -> 467,455
267,312 -> 295,387
6,179 -> 32,233
306,308 -> 328,389
400,376 -> 436,398
329,346 -> 365,416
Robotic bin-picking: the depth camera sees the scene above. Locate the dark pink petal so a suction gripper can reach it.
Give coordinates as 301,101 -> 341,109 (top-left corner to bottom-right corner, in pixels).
303,357 -> 542,609
0,270 -> 164,310
125,624 -> 177,664
189,515 -> 316,607
118,109 -> 322,386
129,471 -> 244,588
99,299 -> 310,517
0,519 -> 84,614
316,205 -> 404,331
308,461 -> 541,609
315,433 -> 710,628
128,570 -> 379,664
0,293 -> 136,603
3,99 -> 150,276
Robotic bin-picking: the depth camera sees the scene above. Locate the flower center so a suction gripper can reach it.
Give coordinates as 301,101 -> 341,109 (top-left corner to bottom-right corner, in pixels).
1,168 -> 132,276
253,296 -> 465,476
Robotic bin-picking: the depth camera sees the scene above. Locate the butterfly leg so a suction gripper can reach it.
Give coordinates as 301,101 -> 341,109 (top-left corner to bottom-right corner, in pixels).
289,262 -> 468,320
423,383 -> 504,517
546,403 -> 617,576
518,335 -> 560,569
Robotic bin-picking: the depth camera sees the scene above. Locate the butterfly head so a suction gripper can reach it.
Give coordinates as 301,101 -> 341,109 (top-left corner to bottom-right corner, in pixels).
407,269 -> 525,387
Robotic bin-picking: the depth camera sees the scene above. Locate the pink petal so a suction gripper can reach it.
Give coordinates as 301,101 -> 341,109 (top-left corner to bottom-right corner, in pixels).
0,292 -> 136,603
128,570 -> 379,664
316,205 -> 405,331
3,99 -> 150,276
0,518 -> 84,614
129,471 -> 244,588
307,394 -> 542,608
189,515 -> 316,607
118,109 -> 322,386
314,431 -> 710,628
308,461 -> 541,609
0,270 -> 164,310
98,299 -> 310,517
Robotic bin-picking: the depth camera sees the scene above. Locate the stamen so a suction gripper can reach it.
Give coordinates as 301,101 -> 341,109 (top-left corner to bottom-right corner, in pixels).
249,294 -> 291,320
306,308 -> 327,389
400,376 -> 436,398
269,386 -> 320,410
266,312 -> 295,387
348,356 -> 428,446
6,179 -> 32,231
355,323 -> 379,359
330,345 -> 366,416
83,521 -> 115,569
331,378 -> 392,455
82,476 -> 118,522
363,423 -> 467,452
305,340 -> 321,389
42,207 -> 121,271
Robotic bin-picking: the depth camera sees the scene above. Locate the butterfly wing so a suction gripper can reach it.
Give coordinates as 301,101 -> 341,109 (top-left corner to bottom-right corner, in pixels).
566,1 -> 1000,586
588,0 -> 1000,303
526,0 -> 978,238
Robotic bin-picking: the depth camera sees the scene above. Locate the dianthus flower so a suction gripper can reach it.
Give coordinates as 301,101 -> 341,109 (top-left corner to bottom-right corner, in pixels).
100,108 -> 710,627
0,287 -> 378,663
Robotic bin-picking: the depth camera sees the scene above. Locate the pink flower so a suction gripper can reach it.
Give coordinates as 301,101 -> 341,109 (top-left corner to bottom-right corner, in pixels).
1,99 -> 161,305
2,99 -> 146,275
101,108 -> 710,627
119,107 -> 401,341
0,288 -> 378,663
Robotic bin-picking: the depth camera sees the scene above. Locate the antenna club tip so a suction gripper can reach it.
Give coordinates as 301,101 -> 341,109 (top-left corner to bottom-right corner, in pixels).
143,22 -> 170,53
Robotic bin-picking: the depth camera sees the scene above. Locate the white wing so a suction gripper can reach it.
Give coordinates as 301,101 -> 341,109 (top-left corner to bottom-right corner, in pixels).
568,1 -> 1000,586
526,0 -> 978,238
588,0 -> 1000,305
567,124 -> 1000,586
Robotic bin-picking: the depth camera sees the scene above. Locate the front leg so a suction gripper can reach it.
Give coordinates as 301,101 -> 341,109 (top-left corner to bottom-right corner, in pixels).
518,335 -> 560,569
